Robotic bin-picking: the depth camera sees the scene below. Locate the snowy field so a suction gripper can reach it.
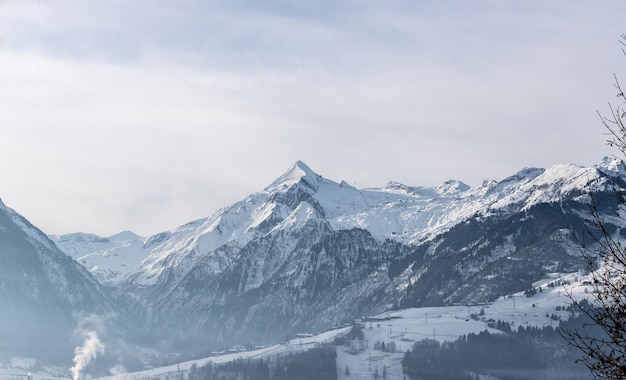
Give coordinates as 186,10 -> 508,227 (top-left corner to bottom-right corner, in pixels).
336,272 -> 586,380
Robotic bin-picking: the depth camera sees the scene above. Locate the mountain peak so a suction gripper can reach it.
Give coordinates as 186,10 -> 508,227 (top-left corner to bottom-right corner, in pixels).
596,156 -> 626,177
265,161 -> 322,192
109,230 -> 143,242
436,180 -> 470,195
293,160 -> 316,175
383,181 -> 421,195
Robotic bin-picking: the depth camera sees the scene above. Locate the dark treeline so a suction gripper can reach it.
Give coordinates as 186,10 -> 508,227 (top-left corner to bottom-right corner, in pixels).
402,313 -> 596,380
189,344 -> 337,380
402,331 -> 543,380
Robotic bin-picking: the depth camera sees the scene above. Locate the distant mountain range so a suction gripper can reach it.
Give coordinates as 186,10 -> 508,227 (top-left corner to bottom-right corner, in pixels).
2,157 -> 625,366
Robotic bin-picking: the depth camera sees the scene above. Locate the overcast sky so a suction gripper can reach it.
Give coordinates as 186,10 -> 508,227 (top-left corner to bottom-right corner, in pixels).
1,0 -> 625,237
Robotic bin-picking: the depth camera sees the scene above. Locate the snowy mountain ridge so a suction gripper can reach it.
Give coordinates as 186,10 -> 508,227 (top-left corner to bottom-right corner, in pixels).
57,158 -> 611,289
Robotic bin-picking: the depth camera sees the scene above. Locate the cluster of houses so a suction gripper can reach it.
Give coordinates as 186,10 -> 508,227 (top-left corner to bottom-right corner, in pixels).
211,344 -> 268,356
346,315 -> 402,354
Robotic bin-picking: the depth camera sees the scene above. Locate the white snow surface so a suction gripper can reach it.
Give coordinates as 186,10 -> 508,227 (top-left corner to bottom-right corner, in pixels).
56,159 -> 615,288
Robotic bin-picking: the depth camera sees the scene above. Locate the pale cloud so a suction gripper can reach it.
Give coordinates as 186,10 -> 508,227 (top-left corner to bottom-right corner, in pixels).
0,0 -> 624,236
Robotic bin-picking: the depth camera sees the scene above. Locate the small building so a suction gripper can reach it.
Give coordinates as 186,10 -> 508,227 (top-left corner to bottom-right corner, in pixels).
349,339 -> 368,354
228,345 -> 247,353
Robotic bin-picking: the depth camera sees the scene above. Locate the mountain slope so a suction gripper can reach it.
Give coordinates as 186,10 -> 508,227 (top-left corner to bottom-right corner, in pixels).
0,199 -> 117,363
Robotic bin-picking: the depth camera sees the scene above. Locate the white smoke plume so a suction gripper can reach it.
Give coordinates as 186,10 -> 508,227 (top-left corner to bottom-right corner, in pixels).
70,330 -> 105,380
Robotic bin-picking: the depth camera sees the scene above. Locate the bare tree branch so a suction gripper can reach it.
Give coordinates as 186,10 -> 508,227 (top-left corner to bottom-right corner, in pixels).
561,33 -> 626,380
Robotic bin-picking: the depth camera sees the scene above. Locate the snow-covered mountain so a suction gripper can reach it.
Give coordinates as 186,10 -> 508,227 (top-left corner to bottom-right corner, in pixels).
0,199 -> 116,364
50,231 -> 143,259
50,231 -> 146,285
63,159 -> 612,287
51,158 -> 626,355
